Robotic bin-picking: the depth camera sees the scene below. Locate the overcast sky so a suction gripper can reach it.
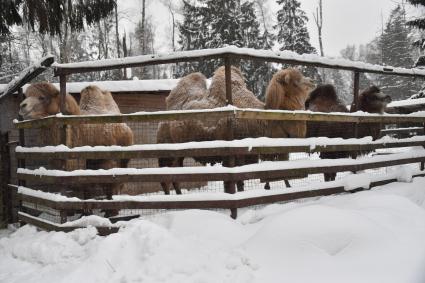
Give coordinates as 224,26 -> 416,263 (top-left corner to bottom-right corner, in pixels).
117,0 -> 410,57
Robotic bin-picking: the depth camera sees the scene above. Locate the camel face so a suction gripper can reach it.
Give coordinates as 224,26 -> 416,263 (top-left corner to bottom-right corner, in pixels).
19,82 -> 61,119
358,86 -> 392,113
266,68 -> 315,112
305,84 -> 349,113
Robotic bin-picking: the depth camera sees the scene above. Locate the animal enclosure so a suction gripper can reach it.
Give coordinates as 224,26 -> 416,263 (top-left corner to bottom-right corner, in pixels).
6,47 -> 425,234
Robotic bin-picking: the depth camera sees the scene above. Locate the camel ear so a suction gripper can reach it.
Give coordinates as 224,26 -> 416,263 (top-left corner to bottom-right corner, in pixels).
277,73 -> 291,85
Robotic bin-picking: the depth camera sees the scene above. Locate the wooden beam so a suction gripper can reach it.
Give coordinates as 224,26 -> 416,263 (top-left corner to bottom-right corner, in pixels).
18,212 -> 119,236
351,71 -> 360,112
15,139 -> 425,161
17,155 -> 425,185
17,172 -> 425,212
14,109 -> 425,129
0,55 -> 55,101
59,75 -> 67,114
224,56 -> 232,105
15,109 -> 236,129
52,48 -> 425,79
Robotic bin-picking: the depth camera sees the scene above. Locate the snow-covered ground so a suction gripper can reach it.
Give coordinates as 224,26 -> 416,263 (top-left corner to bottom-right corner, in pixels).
1,177 -> 425,283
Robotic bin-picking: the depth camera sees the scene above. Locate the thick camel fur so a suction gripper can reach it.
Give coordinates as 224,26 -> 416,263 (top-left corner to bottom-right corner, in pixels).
306,84 -> 392,181
157,67 -> 313,193
19,83 -> 134,204
306,84 -> 352,181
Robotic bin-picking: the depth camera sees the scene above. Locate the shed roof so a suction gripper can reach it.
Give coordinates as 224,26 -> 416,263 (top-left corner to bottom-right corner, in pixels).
0,79 -> 180,95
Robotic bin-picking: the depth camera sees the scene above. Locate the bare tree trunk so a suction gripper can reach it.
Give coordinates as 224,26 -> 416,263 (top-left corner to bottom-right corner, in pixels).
255,0 -> 272,49
60,2 -> 70,63
141,0 -> 146,54
123,33 -> 128,78
98,22 -> 104,60
104,19 -> 110,59
313,0 -> 325,81
114,4 -> 120,58
8,38 -> 13,63
170,5 -> 175,51
313,0 -> 324,57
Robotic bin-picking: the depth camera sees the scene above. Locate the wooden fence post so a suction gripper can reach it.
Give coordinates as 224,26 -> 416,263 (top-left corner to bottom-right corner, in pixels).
0,132 -> 12,226
17,88 -> 26,187
224,56 -> 233,105
59,75 -> 67,114
422,123 -> 425,171
351,71 -> 360,113
223,56 -> 237,218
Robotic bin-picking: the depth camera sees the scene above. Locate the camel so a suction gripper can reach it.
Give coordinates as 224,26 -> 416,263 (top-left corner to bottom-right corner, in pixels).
19,83 -> 134,204
157,67 -> 314,194
353,85 -> 392,140
306,84 -> 392,181
305,84 -> 352,181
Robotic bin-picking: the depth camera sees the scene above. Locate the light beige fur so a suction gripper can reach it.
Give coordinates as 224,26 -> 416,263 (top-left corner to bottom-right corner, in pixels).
265,68 -> 314,139
20,83 -> 134,200
157,66 -> 313,192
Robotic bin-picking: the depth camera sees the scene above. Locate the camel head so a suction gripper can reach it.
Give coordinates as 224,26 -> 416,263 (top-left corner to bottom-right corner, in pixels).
265,68 -> 315,111
357,86 -> 392,114
19,82 -> 80,120
80,85 -> 121,115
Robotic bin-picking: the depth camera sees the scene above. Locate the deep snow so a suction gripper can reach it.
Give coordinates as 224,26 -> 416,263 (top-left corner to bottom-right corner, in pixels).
2,177 -> 425,283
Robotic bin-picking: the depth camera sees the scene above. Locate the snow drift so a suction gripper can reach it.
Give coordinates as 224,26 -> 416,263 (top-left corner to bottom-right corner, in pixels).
1,177 -> 425,283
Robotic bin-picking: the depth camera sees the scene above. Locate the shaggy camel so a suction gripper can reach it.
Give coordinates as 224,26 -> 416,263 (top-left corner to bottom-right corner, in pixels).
157,67 -> 313,194
19,83 -> 134,203
305,84 -> 352,181
306,84 -> 391,181
156,72 -> 219,194
354,85 -> 392,140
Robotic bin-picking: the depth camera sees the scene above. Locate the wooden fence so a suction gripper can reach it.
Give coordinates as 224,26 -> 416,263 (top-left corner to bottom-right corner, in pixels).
13,109 -> 425,234
7,46 -> 425,234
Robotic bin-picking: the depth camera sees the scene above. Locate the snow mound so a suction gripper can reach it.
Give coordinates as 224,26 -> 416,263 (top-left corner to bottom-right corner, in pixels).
2,177 -> 425,282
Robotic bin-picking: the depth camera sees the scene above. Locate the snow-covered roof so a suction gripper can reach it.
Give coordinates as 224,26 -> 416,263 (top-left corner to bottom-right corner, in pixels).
54,46 -> 425,78
388,97 -> 425,109
0,79 -> 179,95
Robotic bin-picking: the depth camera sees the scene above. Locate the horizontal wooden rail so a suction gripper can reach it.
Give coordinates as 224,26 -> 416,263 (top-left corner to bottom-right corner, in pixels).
19,173 -> 425,211
18,212 -> 119,236
53,46 -> 425,78
14,108 -> 425,129
14,109 -> 236,129
235,110 -> 425,123
381,127 -> 424,135
0,55 -> 55,101
16,171 -> 425,235
17,151 -> 425,185
15,138 -> 425,161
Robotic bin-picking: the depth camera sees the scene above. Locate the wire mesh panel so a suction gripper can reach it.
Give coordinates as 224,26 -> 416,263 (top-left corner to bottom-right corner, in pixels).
14,109 -> 425,230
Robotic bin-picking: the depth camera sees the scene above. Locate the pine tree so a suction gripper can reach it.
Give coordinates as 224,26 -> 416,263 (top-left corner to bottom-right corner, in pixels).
176,0 -> 209,76
177,0 -> 276,98
406,0 -> 425,50
239,1 -> 276,99
132,17 -> 158,79
0,0 -> 21,35
275,0 -> 316,55
378,5 -> 420,99
274,0 -> 318,79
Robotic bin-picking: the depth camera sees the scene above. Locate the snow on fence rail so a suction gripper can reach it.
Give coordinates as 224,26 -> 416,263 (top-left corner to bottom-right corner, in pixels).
53,46 -> 425,78
13,107 -> 425,232
0,55 -> 54,100
16,148 -> 425,185
15,169 -> 425,234
14,136 -> 425,161
13,107 -> 425,129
